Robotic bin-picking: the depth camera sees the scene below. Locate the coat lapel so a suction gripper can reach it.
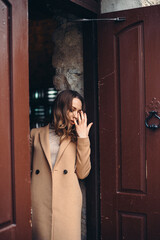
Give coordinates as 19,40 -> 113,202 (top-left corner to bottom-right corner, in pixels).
55,136 -> 71,166
39,125 -> 72,169
39,124 -> 52,169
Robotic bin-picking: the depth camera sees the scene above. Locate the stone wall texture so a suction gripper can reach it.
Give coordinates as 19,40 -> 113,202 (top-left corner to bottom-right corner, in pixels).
52,16 -> 84,96
101,0 -> 160,13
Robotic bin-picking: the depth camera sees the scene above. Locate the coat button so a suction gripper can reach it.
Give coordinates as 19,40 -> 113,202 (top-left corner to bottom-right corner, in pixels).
63,169 -> 68,174
35,169 -> 40,175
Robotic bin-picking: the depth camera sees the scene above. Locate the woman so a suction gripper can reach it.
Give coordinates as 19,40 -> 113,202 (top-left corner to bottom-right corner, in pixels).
30,90 -> 93,240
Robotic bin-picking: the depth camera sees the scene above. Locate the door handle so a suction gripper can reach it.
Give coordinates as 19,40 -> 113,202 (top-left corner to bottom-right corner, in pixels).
145,111 -> 160,130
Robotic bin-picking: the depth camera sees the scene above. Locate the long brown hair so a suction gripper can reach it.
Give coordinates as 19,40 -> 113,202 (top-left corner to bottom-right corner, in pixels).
51,90 -> 86,141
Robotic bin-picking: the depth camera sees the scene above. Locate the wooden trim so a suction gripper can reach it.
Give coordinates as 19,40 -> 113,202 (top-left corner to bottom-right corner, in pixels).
11,0 -> 31,239
83,21 -> 100,240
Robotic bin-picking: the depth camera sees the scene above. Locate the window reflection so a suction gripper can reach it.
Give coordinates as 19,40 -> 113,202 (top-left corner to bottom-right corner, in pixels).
30,87 -> 57,129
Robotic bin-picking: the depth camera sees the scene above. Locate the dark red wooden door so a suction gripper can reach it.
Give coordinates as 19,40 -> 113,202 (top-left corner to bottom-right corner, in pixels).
0,0 -> 31,239
98,5 -> 160,240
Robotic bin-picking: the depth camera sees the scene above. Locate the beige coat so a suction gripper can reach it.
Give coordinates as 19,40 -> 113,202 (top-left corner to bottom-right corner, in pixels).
30,124 -> 91,240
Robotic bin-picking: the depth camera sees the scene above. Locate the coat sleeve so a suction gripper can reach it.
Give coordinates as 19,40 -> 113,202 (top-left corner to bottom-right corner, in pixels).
76,137 -> 91,179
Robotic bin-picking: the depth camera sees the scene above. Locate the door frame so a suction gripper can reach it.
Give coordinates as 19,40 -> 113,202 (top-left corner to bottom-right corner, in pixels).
83,22 -> 100,240
28,1 -> 101,239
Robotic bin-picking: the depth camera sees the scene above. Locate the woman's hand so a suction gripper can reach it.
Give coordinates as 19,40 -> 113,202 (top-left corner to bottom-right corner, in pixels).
74,111 -> 93,138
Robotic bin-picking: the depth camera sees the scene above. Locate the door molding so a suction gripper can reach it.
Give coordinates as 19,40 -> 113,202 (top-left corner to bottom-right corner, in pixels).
83,21 -> 100,240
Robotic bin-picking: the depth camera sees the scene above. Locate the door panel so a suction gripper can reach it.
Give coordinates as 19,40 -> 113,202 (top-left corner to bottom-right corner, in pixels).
119,212 -> 146,240
0,0 -> 31,239
0,0 -> 13,227
118,22 -> 145,193
98,5 -> 160,240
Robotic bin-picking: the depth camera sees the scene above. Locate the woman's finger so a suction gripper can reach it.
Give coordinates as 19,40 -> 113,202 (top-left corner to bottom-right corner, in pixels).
87,122 -> 93,133
81,111 -> 84,119
74,118 -> 78,126
84,113 -> 87,125
81,111 -> 86,124
78,112 -> 82,124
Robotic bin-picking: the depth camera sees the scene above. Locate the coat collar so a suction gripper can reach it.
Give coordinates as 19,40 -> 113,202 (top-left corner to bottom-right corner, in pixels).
39,124 -> 52,169
39,124 -> 72,170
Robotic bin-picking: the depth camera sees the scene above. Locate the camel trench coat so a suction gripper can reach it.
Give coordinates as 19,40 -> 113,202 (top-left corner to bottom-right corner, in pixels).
30,124 -> 91,240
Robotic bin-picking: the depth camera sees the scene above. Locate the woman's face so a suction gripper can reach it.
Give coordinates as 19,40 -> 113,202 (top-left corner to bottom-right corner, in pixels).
67,97 -> 82,126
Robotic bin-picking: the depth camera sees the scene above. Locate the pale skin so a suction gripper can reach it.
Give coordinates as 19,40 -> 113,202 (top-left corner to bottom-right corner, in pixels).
67,98 -> 93,138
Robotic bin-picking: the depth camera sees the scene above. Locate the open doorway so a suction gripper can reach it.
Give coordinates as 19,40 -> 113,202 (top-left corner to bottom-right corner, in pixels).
29,1 -> 94,239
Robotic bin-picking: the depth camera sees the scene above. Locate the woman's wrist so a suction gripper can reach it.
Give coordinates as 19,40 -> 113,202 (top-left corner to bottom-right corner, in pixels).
77,133 -> 88,138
